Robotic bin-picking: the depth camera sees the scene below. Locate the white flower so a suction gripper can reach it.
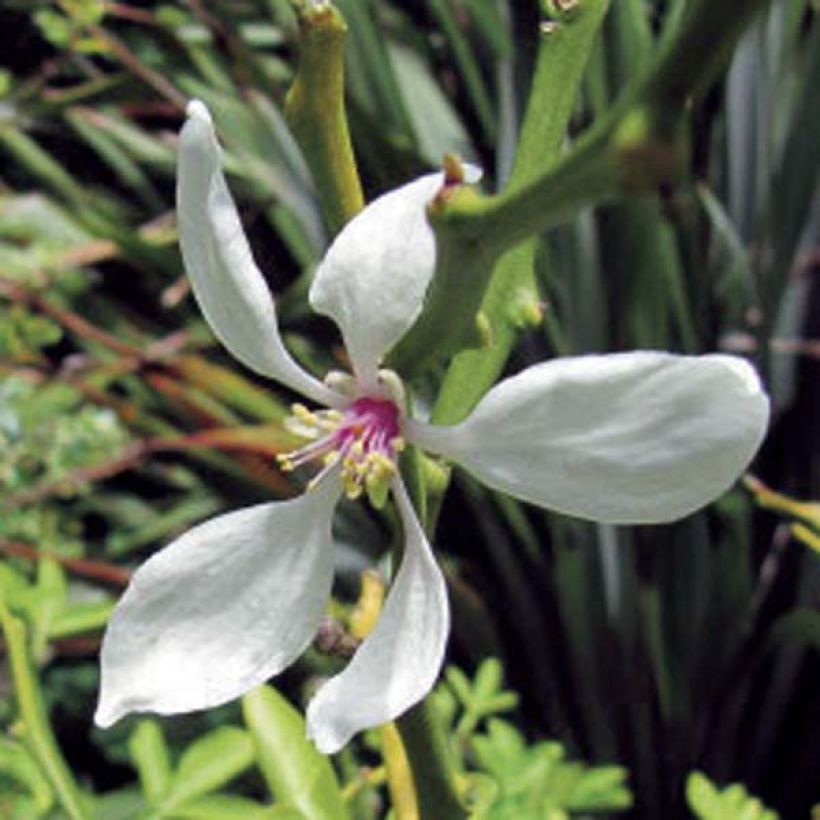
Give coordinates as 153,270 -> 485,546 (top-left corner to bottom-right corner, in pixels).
94,100 -> 770,753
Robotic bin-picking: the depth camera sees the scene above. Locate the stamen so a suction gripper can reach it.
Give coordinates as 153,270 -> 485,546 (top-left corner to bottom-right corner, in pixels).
307,452 -> 341,491
278,395 -> 402,506
276,436 -> 336,471
284,404 -> 344,439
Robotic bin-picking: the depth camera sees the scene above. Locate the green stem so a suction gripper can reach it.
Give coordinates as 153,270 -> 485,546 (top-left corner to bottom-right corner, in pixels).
0,602 -> 90,820
429,0 -> 612,423
394,451 -> 464,818
392,0 -> 774,812
392,6 -> 614,808
285,1 -> 364,234
391,0 -> 774,384
395,702 -> 467,820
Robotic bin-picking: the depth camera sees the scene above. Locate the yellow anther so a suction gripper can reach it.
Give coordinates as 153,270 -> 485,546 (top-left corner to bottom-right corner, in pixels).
280,394 -> 401,509
315,410 -> 343,431
365,466 -> 391,509
292,403 -> 315,421
344,479 -> 363,500
372,453 -> 396,473
284,417 -> 321,439
286,404 -> 342,438
308,471 -> 333,491
276,454 -> 295,472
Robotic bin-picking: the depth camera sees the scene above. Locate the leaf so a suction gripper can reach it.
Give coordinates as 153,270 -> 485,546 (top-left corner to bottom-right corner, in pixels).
686,772 -> 779,820
471,719 -> 632,816
0,563 -> 30,604
104,493 -> 222,557
0,737 -> 54,813
444,666 -> 474,705
49,598 -> 114,639
174,356 -> 291,423
387,42 -> 476,167
472,658 -> 503,700
91,787 -> 146,820
162,726 -> 255,810
0,603 -> 89,819
127,720 -> 172,804
445,660 -> 520,740
67,107 -> 162,211
167,793 -> 300,819
765,609 -> 820,654
242,686 -> 348,820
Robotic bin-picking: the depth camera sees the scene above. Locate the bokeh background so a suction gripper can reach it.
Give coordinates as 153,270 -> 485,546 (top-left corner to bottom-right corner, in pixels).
0,1 -> 818,818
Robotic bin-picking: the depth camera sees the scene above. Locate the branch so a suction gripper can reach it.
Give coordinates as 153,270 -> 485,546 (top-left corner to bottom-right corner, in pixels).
391,0 -> 775,381
285,1 -> 364,234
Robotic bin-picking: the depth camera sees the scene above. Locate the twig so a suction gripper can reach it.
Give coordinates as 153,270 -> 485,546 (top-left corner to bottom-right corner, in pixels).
3,441 -> 155,507
0,277 -> 141,358
107,3 -> 161,26
3,423 -> 297,509
90,25 -> 188,111
1,276 -> 190,368
0,540 -> 131,588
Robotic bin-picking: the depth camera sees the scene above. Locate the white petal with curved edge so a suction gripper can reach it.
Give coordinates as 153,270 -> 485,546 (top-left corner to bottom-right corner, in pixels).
178,100 -> 342,407
408,352 -> 769,524
309,171 -> 477,389
95,477 -> 340,728
306,479 -> 449,753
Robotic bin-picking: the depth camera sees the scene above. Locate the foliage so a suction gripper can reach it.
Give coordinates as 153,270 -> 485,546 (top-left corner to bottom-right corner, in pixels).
686,771 -> 779,820
433,659 -> 632,819
0,377 -> 128,502
0,0 -> 818,817
471,720 -> 631,819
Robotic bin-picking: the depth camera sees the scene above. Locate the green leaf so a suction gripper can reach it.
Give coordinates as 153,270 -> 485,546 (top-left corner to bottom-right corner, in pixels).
242,686 -> 348,820
766,609 -> 820,654
387,41 -> 476,167
0,603 -> 90,820
66,107 -> 163,211
424,0 -> 496,140
472,658 -> 503,700
0,737 -> 54,813
444,660 -> 519,739
49,598 -> 114,639
686,772 -> 779,820
471,719 -> 632,816
162,726 -> 255,810
166,793 -> 298,819
444,666 -> 474,705
92,787 -> 146,820
0,563 -> 30,604
127,720 -> 172,804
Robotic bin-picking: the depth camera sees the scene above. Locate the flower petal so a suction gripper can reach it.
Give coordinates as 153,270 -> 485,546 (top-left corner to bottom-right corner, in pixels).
408,352 -> 769,524
95,477 -> 340,728
305,479 -> 449,753
308,173 -> 446,389
178,100 -> 341,407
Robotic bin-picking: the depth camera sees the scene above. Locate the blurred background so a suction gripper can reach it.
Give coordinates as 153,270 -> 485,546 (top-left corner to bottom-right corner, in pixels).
0,1 -> 818,818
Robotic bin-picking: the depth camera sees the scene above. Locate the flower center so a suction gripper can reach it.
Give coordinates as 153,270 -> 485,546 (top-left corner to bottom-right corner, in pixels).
278,397 -> 404,507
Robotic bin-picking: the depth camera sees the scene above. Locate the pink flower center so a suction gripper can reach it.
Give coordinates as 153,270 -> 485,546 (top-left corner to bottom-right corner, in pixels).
278,397 -> 403,501
334,397 -> 401,458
